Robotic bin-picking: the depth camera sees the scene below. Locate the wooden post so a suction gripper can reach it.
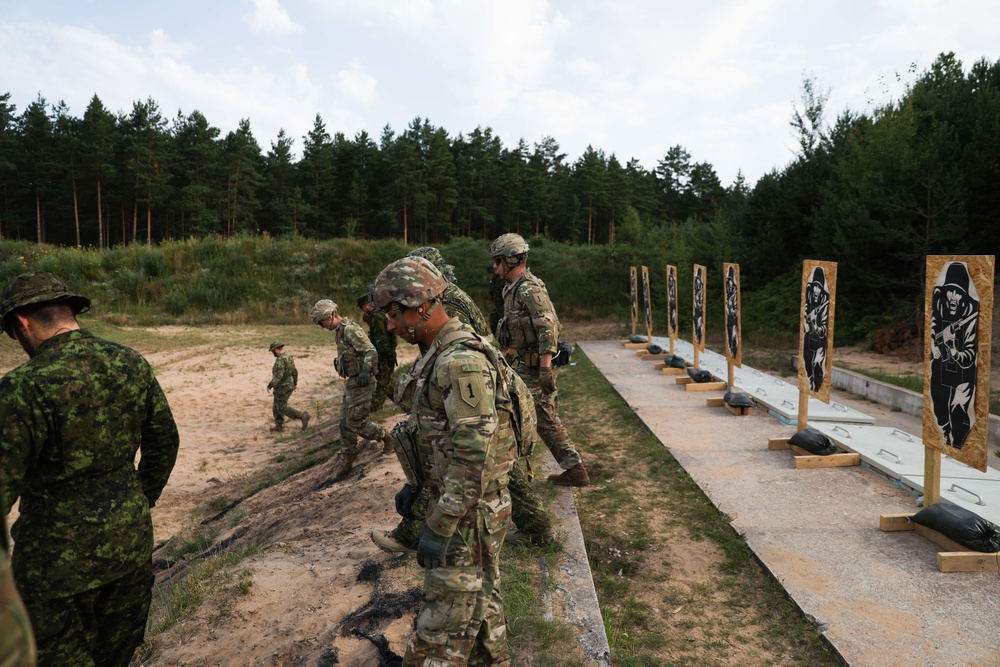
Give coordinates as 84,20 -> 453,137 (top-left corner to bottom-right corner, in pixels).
924,447 -> 941,506
797,389 -> 809,431
727,363 -> 734,389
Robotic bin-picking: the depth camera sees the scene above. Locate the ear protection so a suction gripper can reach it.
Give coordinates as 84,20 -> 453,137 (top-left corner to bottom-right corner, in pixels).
504,254 -> 523,268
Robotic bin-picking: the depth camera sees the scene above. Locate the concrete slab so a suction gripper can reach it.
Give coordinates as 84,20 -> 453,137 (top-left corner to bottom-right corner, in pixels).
581,340 -> 1000,667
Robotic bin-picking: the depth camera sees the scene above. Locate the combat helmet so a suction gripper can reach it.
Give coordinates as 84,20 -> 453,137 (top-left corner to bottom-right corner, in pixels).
373,256 -> 448,310
407,246 -> 457,284
0,272 -> 91,336
310,299 -> 339,324
489,233 -> 529,259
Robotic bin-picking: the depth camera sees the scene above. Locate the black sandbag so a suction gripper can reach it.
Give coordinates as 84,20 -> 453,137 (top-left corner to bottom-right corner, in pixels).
687,368 -> 714,383
628,334 -> 648,343
911,503 -> 1000,553
723,391 -> 754,408
646,344 -> 663,355
669,356 -> 687,369
788,427 -> 838,456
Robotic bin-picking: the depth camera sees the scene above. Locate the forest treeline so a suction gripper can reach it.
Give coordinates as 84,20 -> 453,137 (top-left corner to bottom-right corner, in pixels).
1,52 -> 998,343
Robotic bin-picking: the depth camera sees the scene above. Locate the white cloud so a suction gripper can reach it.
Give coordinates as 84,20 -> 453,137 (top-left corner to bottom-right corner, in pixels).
336,60 -> 377,107
245,0 -> 303,35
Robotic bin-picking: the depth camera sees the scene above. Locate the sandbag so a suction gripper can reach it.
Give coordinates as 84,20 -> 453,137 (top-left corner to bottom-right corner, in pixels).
723,391 -> 755,408
911,503 -> 1000,553
669,356 -> 687,369
687,368 -> 714,383
646,344 -> 663,355
628,334 -> 648,343
788,427 -> 838,456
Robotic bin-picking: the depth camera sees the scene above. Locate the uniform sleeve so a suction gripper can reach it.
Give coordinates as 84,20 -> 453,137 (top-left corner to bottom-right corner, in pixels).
424,357 -> 498,537
268,357 -> 283,389
0,377 -> 46,513
350,323 -> 378,372
137,367 -> 180,507
519,281 -> 559,355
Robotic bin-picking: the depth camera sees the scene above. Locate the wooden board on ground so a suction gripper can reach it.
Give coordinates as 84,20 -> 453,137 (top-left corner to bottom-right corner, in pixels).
768,436 -> 860,468
878,512 -> 1000,572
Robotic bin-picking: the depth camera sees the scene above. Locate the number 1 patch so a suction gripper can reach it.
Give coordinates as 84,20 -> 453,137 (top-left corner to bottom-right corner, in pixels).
455,371 -> 487,417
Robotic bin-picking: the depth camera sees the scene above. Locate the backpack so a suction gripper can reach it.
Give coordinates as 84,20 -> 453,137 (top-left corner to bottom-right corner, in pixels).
433,328 -> 538,458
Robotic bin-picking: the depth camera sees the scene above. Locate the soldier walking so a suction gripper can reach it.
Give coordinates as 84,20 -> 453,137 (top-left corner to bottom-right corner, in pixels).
267,342 -> 310,432
311,299 -> 388,473
372,257 -> 515,666
0,272 -> 179,666
490,233 -> 591,487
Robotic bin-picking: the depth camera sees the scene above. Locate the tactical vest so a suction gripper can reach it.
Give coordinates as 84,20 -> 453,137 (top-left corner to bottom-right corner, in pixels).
335,320 -> 367,377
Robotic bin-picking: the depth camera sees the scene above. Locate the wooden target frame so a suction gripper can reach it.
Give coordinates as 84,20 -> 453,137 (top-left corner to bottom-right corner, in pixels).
666,264 -> 678,355
922,255 -> 994,473
641,266 -> 653,341
693,265 -> 706,353
629,266 -> 638,336
797,260 -> 837,404
723,263 -> 742,368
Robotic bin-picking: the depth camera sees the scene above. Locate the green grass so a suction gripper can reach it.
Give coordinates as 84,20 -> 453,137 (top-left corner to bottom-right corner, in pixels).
558,349 -> 847,667
841,365 -> 1000,415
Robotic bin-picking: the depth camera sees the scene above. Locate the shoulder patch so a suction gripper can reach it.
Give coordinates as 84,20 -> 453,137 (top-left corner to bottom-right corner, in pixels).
453,367 -> 487,417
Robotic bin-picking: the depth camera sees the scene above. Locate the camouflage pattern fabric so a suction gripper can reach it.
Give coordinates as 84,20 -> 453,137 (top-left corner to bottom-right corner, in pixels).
335,317 -> 378,379
519,366 -> 583,470
26,560 -> 152,667
269,353 -> 304,425
0,329 -> 178,664
497,270 -> 559,355
363,309 -> 397,411
441,283 -> 491,338
403,317 -> 516,665
340,379 -> 383,455
406,247 -> 458,285
0,478 -> 36,667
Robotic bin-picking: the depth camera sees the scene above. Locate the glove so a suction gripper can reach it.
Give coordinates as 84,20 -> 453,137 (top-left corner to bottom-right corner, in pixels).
395,484 -> 419,519
356,368 -> 371,387
416,525 -> 451,569
539,367 -> 556,395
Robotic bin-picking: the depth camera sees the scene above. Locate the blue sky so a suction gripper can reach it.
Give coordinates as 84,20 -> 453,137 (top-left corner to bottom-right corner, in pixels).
2,0 -> 998,186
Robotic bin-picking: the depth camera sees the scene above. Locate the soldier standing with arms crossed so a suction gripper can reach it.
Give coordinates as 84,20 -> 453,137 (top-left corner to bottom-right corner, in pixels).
491,234 -> 590,487
0,272 -> 179,666
311,299 -> 389,473
267,341 -> 310,432
372,257 -> 515,666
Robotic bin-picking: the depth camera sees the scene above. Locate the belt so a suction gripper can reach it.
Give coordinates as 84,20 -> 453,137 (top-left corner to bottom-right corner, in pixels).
521,351 -> 540,367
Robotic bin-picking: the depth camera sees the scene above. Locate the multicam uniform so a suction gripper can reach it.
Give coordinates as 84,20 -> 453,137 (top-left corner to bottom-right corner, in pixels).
363,309 -> 397,411
268,352 -> 305,426
498,270 -> 584,471
395,317 -> 516,666
334,318 -> 386,455
0,329 -> 179,666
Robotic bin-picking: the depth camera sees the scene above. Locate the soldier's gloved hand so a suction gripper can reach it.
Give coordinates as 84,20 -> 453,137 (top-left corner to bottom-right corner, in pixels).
356,368 -> 372,387
539,367 -> 556,395
416,525 -> 451,569
395,483 -> 419,519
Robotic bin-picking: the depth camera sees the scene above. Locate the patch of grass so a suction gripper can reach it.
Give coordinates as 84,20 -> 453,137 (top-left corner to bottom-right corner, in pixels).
164,528 -> 219,562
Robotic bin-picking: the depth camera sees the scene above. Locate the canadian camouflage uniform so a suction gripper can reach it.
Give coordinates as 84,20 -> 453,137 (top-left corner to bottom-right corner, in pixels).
0,329 -> 179,667
441,284 -> 491,338
268,352 -> 305,426
334,317 -> 386,455
396,317 -> 516,666
363,309 -> 397,411
498,270 -> 584,470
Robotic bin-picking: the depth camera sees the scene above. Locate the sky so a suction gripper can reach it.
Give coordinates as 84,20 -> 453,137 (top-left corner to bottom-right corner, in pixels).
1,0 -> 998,187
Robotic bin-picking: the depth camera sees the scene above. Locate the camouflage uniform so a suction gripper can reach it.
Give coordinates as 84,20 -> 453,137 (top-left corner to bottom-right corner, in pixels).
268,348 -> 305,426
374,258 -> 515,666
0,475 -> 36,667
334,317 -> 386,455
441,284 -> 491,338
499,269 -> 584,471
0,329 -> 179,667
362,309 -> 397,411
488,270 -> 505,335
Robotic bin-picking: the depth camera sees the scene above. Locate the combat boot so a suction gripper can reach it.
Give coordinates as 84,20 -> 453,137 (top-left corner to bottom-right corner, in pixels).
330,451 -> 358,479
301,413 -> 311,430
547,463 -> 590,487
371,529 -> 417,554
270,422 -> 284,433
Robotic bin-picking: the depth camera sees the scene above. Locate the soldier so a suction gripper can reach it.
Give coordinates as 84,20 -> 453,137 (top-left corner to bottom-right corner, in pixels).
491,233 -> 591,487
0,272 -> 179,666
407,246 -> 491,337
372,257 -> 515,666
487,262 -> 505,335
1,476 -> 37,667
311,299 -> 388,473
267,342 -> 310,432
357,290 -> 397,413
